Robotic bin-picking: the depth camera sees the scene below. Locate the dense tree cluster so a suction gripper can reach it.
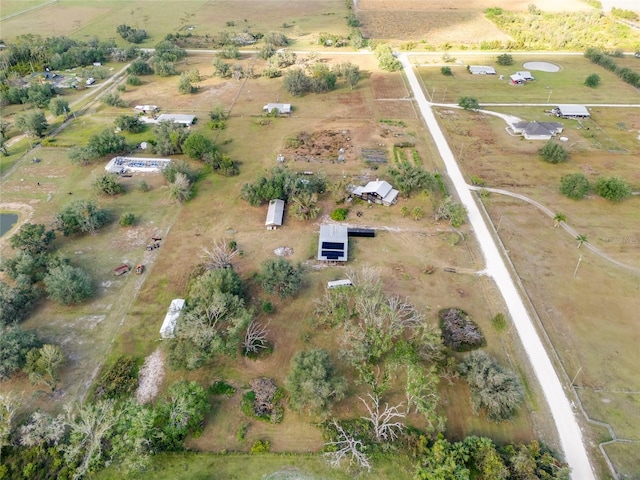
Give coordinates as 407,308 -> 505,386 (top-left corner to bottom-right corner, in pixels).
458,351 -> 524,421
595,176 -> 632,202
388,162 -> 438,197
374,44 -> 402,72
539,142 -> 568,164
258,258 -> 304,299
116,24 -> 148,44
585,48 -> 640,89
169,268 -> 251,369
241,167 -> 326,206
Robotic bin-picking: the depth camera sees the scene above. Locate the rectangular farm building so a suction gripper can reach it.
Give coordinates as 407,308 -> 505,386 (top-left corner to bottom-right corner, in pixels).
469,66 -> 496,75
318,224 -> 348,262
160,299 -> 185,339
263,103 -> 291,115
554,105 -> 590,118
155,114 -> 196,125
265,199 -> 285,229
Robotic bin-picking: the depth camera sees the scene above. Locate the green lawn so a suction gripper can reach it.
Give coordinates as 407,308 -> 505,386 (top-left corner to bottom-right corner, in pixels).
417,55 -> 640,104
96,452 -> 417,480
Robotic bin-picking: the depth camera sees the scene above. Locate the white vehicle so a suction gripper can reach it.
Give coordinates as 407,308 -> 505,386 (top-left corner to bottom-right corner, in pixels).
327,279 -> 353,289
86,77 -> 96,85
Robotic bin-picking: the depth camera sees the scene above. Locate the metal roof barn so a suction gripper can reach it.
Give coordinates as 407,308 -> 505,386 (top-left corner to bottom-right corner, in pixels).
265,199 -> 285,229
318,224 -> 348,262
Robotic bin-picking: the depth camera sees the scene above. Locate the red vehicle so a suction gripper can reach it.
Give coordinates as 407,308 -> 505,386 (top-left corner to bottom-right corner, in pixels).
113,264 -> 130,276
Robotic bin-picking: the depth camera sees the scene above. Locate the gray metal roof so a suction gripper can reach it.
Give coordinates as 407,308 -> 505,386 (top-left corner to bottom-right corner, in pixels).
557,105 -> 590,117
265,199 -> 285,227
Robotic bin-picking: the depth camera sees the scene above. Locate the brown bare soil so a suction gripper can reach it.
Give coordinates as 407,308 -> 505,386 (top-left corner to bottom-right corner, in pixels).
355,0 -> 592,43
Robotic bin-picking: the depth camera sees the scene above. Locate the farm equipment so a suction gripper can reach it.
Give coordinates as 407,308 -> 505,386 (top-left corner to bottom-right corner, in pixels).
113,264 -> 130,276
135,264 -> 144,275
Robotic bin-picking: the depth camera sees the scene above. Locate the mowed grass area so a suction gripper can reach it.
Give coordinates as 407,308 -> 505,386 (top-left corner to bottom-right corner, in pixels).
435,105 -> 640,478
0,0 -> 350,47
96,452 -> 417,480
0,0 -> 49,18
416,54 -> 640,105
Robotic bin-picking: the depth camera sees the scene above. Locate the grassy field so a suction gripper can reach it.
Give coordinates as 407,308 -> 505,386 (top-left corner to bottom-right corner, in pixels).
434,102 -> 640,478
416,54 -> 640,105
95,451 -> 418,480
0,0 -> 350,47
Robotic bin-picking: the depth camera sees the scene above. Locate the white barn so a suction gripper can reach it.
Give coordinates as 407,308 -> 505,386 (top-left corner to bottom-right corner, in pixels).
469,66 -> 496,75
265,199 -> 285,229
263,103 -> 291,115
554,105 -> 590,118
155,114 -> 196,125
160,299 -> 185,339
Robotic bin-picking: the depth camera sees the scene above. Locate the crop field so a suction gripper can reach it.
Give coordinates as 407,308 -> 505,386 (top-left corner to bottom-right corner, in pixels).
435,105 -> 640,479
354,0 -> 592,44
416,54 -> 640,105
0,0 -> 350,46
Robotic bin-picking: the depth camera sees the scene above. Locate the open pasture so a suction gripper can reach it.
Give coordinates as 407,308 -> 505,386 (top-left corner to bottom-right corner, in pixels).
436,105 -> 640,478
355,0 -> 591,44
0,0 -> 350,46
417,54 -> 640,105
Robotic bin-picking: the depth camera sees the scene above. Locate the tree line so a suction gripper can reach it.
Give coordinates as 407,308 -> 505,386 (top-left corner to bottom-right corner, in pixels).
584,48 -> 640,89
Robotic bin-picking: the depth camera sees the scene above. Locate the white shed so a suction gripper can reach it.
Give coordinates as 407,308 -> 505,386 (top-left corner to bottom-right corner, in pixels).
265,199 -> 285,229
160,299 -> 185,339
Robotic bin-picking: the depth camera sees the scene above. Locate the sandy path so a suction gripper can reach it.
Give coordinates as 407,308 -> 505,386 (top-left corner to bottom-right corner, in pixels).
399,52 -> 596,480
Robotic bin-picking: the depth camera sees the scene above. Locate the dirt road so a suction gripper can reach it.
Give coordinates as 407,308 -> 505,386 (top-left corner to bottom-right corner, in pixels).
399,53 -> 596,480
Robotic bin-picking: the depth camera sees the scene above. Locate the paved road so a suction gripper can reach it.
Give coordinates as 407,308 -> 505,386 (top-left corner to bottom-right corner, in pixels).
398,53 -> 596,480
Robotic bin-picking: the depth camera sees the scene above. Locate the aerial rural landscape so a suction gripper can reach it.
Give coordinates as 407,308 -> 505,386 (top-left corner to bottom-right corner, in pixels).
0,0 -> 639,479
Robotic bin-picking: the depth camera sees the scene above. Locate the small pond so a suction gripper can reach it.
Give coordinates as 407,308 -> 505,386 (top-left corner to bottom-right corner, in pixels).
0,213 -> 19,237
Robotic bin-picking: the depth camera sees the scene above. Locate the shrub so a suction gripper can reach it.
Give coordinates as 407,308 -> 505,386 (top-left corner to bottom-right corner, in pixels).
560,173 -> 589,199
261,300 -> 274,314
250,440 -> 270,454
92,173 -> 123,196
137,179 -> 150,192
539,142 -> 568,164
496,53 -> 513,66
491,313 -> 508,331
126,75 -> 141,86
101,93 -> 127,108
439,308 -> 485,351
95,355 -> 138,399
458,96 -> 480,110
595,176 -> 632,202
459,351 -> 524,421
440,66 -> 452,76
584,73 -> 601,87
330,208 -> 349,221
209,380 -> 235,397
119,212 -> 135,226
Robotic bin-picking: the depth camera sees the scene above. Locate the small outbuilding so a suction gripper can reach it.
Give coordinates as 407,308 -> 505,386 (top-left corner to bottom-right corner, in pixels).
134,105 -> 159,114
510,73 -> 525,85
318,224 -> 348,262
469,66 -> 496,75
351,180 -> 399,206
265,199 -> 285,230
515,71 -> 535,81
160,298 -> 185,339
263,103 -> 292,115
553,105 -> 590,118
155,114 -> 196,125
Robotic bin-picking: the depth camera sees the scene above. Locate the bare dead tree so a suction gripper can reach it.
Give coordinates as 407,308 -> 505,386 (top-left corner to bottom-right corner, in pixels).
359,393 -> 406,442
201,239 -> 238,270
242,320 -> 269,354
323,420 -> 371,471
386,295 -> 424,329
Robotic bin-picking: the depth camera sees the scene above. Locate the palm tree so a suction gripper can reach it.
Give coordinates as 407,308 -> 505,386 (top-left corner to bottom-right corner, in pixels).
553,213 -> 566,228
290,191 -> 320,220
575,234 -> 588,248
168,172 -> 192,203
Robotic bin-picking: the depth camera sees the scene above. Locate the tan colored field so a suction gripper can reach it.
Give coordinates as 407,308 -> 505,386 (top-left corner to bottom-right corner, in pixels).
355,0 -> 593,43
0,0 -> 350,45
436,106 -> 640,479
